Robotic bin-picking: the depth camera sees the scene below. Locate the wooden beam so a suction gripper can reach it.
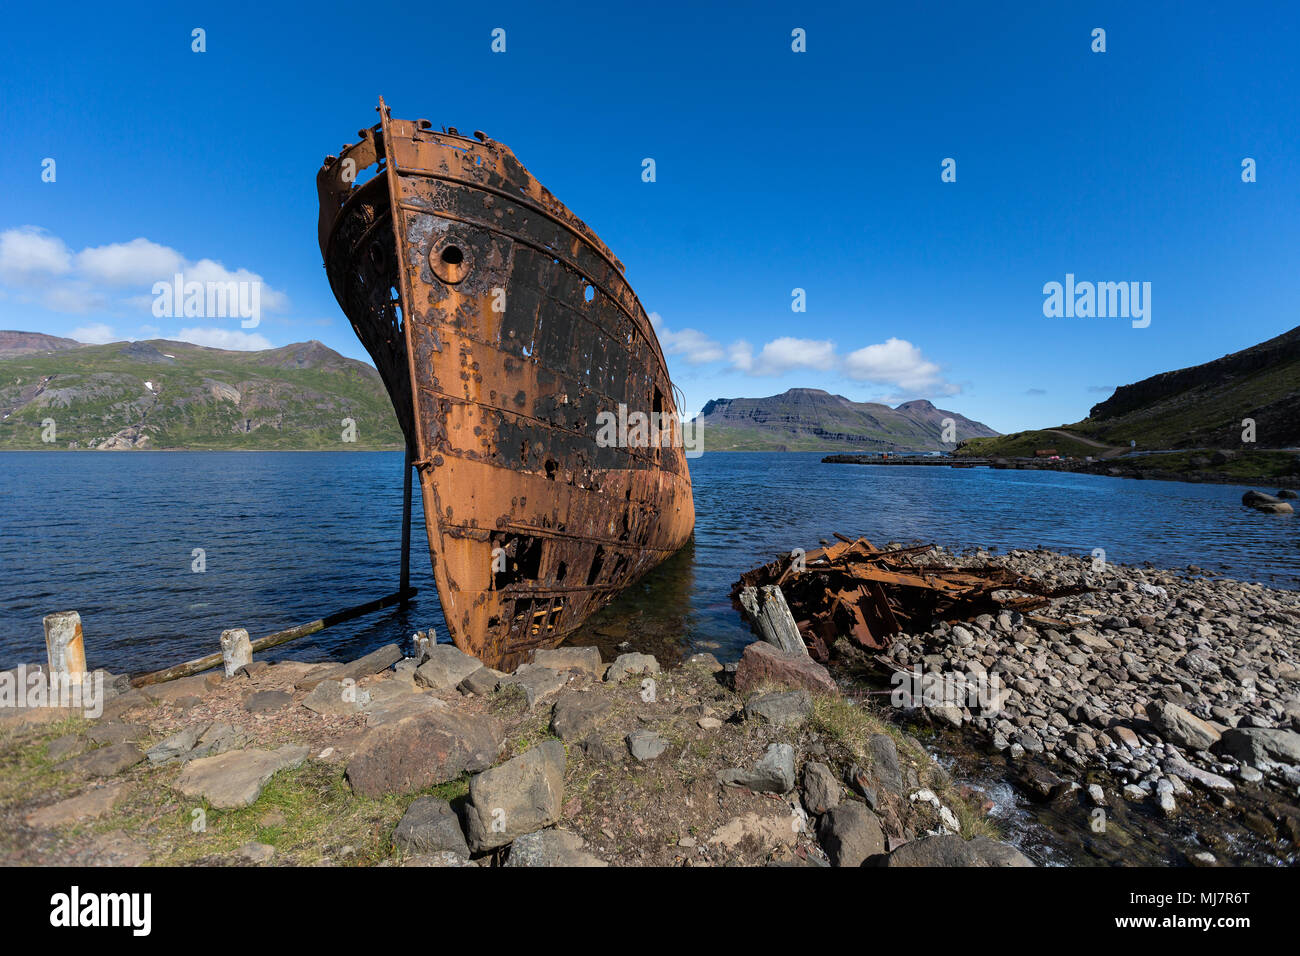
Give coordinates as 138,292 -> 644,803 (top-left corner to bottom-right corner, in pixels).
130,588 -> 417,687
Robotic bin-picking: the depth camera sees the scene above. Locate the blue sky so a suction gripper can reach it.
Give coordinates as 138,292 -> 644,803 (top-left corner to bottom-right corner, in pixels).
1,0 -> 1296,433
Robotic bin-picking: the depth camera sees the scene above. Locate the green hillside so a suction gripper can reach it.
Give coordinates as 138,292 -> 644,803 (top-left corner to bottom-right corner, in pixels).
956,325 -> 1300,460
0,335 -> 403,450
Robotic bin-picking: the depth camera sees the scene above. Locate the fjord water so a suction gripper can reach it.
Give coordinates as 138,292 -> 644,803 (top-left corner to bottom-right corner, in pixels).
1,451 -> 1295,673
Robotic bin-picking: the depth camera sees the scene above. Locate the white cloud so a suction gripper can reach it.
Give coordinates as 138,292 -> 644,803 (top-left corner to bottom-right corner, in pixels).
0,226 -> 289,318
651,314 -> 961,397
749,337 -> 837,376
176,327 -> 273,350
649,312 -> 727,365
70,322 -> 117,344
0,227 -> 73,280
843,337 -> 945,391
728,340 -> 754,372
77,238 -> 184,286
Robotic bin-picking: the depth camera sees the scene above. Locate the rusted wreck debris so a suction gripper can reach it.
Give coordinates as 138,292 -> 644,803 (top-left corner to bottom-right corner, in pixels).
731,535 -> 1090,662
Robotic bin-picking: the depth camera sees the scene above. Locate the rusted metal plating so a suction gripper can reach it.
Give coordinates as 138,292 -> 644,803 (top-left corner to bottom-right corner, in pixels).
732,535 -> 1091,661
318,100 -> 695,671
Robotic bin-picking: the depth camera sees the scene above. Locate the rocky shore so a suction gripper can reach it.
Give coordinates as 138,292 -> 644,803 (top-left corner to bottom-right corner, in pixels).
3,546 -> 1296,867
0,635 -> 1029,867
860,545 -> 1300,865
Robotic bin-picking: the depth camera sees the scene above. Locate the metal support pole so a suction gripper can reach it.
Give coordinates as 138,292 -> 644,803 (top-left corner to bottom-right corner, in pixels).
400,445 -> 413,603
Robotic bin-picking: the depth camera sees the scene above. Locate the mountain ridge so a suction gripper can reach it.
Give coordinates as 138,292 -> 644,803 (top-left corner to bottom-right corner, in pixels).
691,387 -> 999,452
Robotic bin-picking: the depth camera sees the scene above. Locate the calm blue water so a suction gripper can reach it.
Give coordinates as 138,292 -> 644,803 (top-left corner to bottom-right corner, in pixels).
1,451 -> 1296,674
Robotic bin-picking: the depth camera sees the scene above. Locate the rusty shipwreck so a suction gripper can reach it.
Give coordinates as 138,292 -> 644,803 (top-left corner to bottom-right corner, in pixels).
316,99 -> 695,671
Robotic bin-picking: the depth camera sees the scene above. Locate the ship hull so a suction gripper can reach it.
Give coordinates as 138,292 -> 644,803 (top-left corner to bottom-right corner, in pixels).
318,103 -> 695,670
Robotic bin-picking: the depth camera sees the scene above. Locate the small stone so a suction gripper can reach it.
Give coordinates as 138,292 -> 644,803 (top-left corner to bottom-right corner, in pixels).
505,664 -> 571,708
605,653 -> 660,683
718,743 -> 796,794
175,745 -> 309,809
346,709 -> 502,799
239,841 -> 275,863
627,729 -> 669,762
697,716 -> 723,731
243,690 -> 292,713
46,734 -> 84,761
85,722 -> 149,746
733,641 -> 837,695
685,653 -> 723,672
26,783 -> 127,828
146,725 -> 206,764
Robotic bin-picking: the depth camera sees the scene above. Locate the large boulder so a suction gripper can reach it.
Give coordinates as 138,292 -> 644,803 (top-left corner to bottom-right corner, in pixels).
1214,727 -> 1300,767
56,743 -> 144,778
734,641 -> 837,695
532,646 -> 604,679
818,801 -> 885,866
505,829 -> 606,867
550,691 -> 612,741
743,690 -> 812,727
346,708 -> 502,798
462,740 -> 566,852
1242,491 -> 1294,514
801,762 -> 841,816
175,745 -> 309,809
1147,700 -> 1222,751
415,644 -> 485,693
884,834 -> 1034,867
393,797 -> 471,858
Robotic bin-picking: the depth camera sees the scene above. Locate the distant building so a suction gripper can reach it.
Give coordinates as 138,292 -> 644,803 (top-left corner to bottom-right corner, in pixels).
1034,448 -> 1058,457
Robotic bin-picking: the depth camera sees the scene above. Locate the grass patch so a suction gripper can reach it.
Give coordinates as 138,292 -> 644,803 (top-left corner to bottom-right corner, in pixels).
809,694 -> 999,840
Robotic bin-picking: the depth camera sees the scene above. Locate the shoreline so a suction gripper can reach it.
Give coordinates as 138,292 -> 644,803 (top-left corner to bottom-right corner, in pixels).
843,545 -> 1300,865
1,548 -> 1296,867
824,452 -> 1300,490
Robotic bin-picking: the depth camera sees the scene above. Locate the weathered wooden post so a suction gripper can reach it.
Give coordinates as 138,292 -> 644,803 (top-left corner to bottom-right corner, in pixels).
220,628 -> 253,677
42,611 -> 86,685
738,585 -> 809,658
412,630 -> 432,663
